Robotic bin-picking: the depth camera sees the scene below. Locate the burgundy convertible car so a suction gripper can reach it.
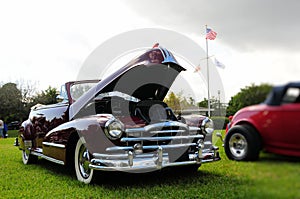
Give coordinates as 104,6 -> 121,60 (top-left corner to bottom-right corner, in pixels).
17,45 -> 220,183
223,82 -> 300,161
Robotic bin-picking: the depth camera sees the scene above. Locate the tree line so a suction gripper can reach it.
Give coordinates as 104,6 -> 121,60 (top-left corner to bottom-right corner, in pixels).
0,82 -> 58,123
165,83 -> 272,117
0,81 -> 273,124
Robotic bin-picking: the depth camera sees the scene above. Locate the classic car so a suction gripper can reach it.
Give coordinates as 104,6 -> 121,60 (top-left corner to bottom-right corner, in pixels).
222,82 -> 300,161
17,45 -> 220,184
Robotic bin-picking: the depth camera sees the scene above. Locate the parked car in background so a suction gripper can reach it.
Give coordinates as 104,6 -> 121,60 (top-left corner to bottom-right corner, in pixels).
8,121 -> 20,130
16,45 -> 220,184
223,82 -> 300,161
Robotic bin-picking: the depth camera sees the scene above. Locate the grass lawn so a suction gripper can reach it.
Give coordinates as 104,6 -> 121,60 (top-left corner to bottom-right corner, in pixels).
0,130 -> 299,198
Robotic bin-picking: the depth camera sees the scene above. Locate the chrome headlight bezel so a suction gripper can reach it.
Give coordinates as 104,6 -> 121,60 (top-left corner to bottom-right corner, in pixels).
104,118 -> 124,140
201,117 -> 214,135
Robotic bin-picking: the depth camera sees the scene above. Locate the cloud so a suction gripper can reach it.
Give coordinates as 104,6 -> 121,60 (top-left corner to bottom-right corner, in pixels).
0,0 -> 149,91
126,0 -> 300,52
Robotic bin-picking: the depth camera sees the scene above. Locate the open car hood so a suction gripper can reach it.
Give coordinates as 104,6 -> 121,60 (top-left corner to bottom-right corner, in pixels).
70,46 -> 186,120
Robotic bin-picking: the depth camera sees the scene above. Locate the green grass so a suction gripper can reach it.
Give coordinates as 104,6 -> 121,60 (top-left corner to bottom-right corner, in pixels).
6,129 -> 19,138
0,132 -> 300,199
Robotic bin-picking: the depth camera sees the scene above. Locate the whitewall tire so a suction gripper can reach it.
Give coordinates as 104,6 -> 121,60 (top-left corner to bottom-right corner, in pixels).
74,137 -> 94,184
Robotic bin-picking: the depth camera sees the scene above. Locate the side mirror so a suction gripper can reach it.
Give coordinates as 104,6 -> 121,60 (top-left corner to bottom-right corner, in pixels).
56,95 -> 65,103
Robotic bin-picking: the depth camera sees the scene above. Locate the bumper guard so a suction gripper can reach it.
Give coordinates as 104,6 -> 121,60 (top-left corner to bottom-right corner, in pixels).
89,145 -> 220,172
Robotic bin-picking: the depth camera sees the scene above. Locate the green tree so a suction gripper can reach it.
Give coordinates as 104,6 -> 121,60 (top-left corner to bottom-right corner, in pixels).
198,99 -> 206,108
32,86 -> 58,105
164,92 -> 181,113
164,92 -> 197,114
226,83 -> 272,116
0,83 -> 23,122
0,82 -> 59,123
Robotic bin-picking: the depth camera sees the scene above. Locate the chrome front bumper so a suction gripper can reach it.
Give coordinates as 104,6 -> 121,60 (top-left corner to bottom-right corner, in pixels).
89,145 -> 220,172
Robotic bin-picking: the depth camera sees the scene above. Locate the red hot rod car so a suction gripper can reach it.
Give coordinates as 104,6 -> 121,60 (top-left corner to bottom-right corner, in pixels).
17,46 -> 220,183
224,82 -> 300,161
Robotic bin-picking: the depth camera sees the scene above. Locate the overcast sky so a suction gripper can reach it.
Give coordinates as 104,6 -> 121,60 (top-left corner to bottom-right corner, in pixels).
1,0 -> 300,102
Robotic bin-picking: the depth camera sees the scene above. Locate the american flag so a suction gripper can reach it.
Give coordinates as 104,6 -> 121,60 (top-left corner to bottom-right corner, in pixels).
194,65 -> 201,72
206,28 -> 217,40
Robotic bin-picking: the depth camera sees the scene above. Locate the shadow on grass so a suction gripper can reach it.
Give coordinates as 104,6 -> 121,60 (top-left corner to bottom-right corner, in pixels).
33,158 -> 76,178
95,168 -> 216,186
34,158 -> 245,189
20,156 -> 253,198
259,152 -> 300,163
36,158 -> 214,184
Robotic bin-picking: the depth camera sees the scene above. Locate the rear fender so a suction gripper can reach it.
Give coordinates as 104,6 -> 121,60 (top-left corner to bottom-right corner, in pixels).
18,120 -> 34,150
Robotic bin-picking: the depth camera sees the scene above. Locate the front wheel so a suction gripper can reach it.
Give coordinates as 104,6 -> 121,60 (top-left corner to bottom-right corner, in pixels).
74,137 -> 94,184
224,125 -> 261,161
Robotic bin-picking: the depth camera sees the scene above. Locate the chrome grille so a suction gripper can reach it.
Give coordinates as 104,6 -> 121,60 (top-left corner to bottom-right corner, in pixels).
106,121 -> 203,152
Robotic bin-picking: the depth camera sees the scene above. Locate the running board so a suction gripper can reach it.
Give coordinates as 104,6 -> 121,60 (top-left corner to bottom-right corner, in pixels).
31,151 -> 65,165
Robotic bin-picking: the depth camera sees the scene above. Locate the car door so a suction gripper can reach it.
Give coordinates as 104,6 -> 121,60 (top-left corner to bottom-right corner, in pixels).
280,87 -> 300,151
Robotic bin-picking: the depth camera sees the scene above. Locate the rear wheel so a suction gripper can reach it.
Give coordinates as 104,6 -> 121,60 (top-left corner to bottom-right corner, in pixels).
224,125 -> 261,161
22,149 -> 38,164
74,137 -> 94,184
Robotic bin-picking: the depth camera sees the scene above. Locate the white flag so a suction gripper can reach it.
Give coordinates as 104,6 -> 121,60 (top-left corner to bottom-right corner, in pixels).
214,58 -> 225,69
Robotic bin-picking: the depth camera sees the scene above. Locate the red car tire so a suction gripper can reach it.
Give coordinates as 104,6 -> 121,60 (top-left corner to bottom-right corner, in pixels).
224,125 -> 261,161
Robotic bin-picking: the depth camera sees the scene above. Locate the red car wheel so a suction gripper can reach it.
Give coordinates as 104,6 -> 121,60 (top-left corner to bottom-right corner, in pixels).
224,125 -> 261,161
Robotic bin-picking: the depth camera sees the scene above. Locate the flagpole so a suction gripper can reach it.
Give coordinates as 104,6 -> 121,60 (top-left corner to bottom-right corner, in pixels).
205,25 -> 211,117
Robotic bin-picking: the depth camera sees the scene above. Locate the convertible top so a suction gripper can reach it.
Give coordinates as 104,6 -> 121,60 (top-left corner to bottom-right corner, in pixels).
264,82 -> 300,106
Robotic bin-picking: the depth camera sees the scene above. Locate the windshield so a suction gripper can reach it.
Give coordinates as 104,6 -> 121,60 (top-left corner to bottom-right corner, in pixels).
70,82 -> 98,101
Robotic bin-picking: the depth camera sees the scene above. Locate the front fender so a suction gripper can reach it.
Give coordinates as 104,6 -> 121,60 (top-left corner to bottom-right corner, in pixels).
180,114 -> 213,149
45,114 -> 116,154
181,114 -> 206,127
231,112 -> 261,134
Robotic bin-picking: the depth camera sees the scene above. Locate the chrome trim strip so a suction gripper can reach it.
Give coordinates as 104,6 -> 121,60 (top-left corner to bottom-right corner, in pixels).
106,143 -> 197,152
125,128 -> 145,134
42,142 -> 65,149
121,135 -> 203,142
125,121 -> 189,134
106,146 -> 133,151
31,151 -> 65,165
188,126 -> 201,131
150,129 -> 186,134
33,148 -> 43,153
93,153 -> 129,159
148,121 -> 188,129
89,160 -> 199,171
92,153 -> 169,161
145,143 -> 197,149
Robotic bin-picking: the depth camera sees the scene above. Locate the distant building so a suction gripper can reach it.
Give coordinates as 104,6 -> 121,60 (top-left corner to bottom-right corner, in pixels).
178,105 -> 215,116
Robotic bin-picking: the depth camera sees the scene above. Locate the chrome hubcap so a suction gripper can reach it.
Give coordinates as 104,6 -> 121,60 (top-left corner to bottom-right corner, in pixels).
23,150 -> 30,161
78,145 -> 91,179
229,133 -> 247,158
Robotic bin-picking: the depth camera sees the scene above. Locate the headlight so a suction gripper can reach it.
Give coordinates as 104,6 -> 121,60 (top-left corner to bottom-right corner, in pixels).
201,117 -> 214,135
105,119 -> 124,140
